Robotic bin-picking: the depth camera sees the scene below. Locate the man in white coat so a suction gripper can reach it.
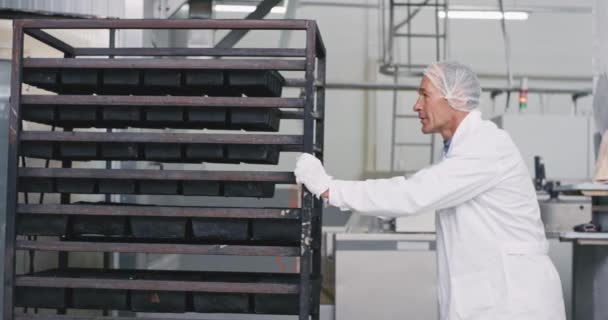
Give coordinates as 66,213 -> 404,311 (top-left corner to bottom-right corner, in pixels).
294,61 -> 566,320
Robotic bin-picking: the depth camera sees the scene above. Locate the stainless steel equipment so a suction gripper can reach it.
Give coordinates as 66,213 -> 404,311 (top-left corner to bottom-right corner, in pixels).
333,233 -> 437,320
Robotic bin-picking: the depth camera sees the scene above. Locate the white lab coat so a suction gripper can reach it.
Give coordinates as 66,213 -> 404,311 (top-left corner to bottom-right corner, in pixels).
328,111 -> 565,320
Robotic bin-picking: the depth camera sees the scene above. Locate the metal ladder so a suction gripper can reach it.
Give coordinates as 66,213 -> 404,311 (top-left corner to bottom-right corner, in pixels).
390,65 -> 438,173
381,0 -> 449,75
382,0 -> 449,173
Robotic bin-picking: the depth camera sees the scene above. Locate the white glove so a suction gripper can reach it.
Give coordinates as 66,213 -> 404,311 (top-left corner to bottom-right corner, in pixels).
294,153 -> 331,198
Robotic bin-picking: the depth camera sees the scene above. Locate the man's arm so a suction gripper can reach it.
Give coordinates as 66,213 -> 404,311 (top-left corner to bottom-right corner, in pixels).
326,155 -> 500,217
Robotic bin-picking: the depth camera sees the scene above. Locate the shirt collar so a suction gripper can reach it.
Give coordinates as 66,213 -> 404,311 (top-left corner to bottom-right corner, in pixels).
443,138 -> 452,154
442,110 -> 481,155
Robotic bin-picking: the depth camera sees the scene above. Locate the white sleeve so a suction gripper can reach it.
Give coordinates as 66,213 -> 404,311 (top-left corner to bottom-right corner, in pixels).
328,154 -> 501,217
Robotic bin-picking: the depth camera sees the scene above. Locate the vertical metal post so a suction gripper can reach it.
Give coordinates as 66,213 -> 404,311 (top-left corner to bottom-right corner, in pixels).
105,28 -> 116,227
443,0 -> 449,59
431,0 -> 441,165
299,21 -> 318,320
380,0 -> 387,64
57,47 -> 75,316
388,0 -> 395,64
407,0 -> 412,70
435,0 -> 440,61
390,65 -> 399,172
0,98 -> 8,316
4,20 -> 24,320
101,28 -> 116,317
311,51 -> 326,320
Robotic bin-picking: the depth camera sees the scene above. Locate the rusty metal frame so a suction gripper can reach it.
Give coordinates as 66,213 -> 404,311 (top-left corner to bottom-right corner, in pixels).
20,131 -> 304,145
17,204 -> 301,219
23,57 -> 306,70
16,241 -> 300,257
22,95 -> 305,108
74,47 -> 306,57
14,316 -> 254,320
4,19 -> 23,320
19,131 -> 307,155
16,276 -> 299,294
19,167 -> 295,182
6,19 -> 326,320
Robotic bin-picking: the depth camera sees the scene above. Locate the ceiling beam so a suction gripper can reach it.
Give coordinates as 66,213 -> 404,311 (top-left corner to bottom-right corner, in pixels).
215,0 -> 282,48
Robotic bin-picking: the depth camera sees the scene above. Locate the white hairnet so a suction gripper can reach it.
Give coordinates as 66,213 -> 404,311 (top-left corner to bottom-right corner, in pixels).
423,61 -> 481,112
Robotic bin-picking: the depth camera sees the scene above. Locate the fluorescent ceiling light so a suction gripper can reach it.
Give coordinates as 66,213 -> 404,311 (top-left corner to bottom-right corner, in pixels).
214,4 -> 287,14
438,10 -> 529,20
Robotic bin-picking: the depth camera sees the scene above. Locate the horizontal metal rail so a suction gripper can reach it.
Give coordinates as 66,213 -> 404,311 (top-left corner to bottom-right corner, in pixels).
14,315 -> 274,320
19,168 -> 295,183
15,316 -> 181,320
17,204 -> 300,219
16,240 -> 300,257
23,58 -> 306,71
21,95 -> 305,108
15,316 -> 225,320
19,19 -> 310,30
73,47 -> 306,57
20,131 -> 303,145
17,19 -> 326,57
16,276 -> 298,294
323,80 -> 593,95
394,33 -> 446,38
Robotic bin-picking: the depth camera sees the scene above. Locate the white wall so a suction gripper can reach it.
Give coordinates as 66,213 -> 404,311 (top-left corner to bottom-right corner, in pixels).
207,0 -> 596,184
132,0 -> 596,229
370,0 -> 594,177
243,1 -> 596,237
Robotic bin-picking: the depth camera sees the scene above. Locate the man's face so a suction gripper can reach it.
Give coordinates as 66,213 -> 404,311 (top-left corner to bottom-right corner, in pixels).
412,76 -> 454,134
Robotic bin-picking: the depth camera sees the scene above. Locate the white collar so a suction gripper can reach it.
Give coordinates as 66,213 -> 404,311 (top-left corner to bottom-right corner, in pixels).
446,110 -> 481,151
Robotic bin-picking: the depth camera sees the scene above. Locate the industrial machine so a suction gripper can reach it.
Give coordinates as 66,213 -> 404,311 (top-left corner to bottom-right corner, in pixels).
4,19 -> 326,320
553,184 -> 608,320
515,130 -> 608,320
